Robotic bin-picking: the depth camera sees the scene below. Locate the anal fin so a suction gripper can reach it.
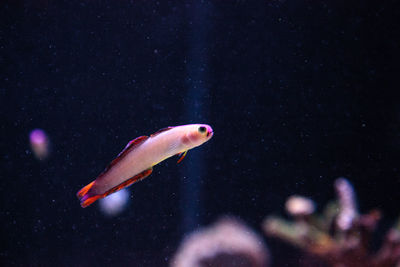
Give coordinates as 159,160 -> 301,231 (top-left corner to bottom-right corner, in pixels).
102,168 -> 153,198
77,168 -> 153,208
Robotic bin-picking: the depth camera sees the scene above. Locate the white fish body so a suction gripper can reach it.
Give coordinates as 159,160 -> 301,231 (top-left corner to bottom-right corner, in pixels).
77,124 -> 213,208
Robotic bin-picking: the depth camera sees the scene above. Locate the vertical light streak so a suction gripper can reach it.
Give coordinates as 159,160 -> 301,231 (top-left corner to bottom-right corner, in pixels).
181,0 -> 212,234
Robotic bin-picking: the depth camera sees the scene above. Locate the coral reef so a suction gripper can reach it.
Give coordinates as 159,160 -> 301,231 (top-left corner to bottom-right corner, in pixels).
263,177 -> 400,267
171,217 -> 269,267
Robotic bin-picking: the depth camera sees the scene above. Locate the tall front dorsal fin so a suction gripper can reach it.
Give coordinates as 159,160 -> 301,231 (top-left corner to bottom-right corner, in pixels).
101,135 -> 149,174
150,126 -> 174,138
120,136 -> 149,155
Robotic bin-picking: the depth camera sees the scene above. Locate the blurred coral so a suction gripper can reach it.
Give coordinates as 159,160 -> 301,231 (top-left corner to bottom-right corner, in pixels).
285,195 -> 316,217
171,217 -> 269,267
335,178 -> 358,231
262,177 -> 400,267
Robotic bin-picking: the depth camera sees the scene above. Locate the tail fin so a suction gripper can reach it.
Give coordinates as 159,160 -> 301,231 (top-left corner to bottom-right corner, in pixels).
77,181 -> 95,199
77,181 -> 100,208
80,194 -> 102,208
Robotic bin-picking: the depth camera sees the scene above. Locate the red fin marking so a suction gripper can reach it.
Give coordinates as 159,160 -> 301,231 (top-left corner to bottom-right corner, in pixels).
76,181 -> 95,199
102,136 -> 149,174
102,168 -> 153,198
150,126 -> 174,138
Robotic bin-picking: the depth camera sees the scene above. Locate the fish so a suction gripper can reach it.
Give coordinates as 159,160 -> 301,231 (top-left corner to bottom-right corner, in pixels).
77,124 -> 214,208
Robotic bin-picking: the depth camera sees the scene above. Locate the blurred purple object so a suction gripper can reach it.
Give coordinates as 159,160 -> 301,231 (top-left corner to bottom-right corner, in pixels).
29,129 -> 50,160
99,189 -> 130,216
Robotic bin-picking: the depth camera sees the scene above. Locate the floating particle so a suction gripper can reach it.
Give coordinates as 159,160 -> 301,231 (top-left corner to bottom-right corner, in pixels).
29,129 -> 50,160
99,189 -> 130,216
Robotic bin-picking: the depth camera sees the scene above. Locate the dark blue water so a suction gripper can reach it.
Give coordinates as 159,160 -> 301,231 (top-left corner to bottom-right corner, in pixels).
1,0 -> 399,266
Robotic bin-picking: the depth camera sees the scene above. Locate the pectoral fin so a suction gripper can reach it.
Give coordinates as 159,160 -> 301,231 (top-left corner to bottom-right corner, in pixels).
177,151 -> 187,163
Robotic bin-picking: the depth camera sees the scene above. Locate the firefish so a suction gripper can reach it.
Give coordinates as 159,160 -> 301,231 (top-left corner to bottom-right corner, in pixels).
77,124 -> 213,208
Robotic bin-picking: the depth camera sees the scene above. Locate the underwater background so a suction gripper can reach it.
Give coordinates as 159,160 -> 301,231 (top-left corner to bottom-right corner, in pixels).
1,0 -> 400,266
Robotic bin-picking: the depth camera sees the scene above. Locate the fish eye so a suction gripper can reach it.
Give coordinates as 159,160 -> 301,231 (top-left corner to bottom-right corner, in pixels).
198,126 -> 206,133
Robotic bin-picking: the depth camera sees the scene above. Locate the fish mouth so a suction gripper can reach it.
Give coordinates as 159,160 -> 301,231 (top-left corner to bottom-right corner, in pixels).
206,130 -> 213,138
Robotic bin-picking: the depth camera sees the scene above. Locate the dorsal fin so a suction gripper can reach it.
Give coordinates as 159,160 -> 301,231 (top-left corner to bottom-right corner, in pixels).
101,136 -> 149,174
150,126 -> 174,138
120,136 -> 149,156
